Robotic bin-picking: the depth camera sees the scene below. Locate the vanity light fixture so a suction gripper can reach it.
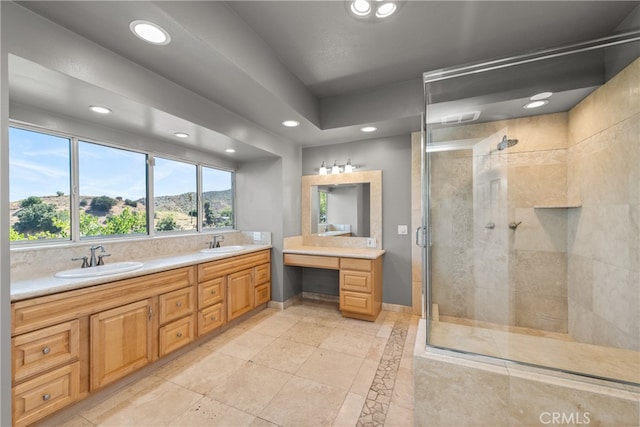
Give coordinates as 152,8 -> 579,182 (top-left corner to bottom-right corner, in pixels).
319,161 -> 328,175
282,120 -> 300,127
361,126 -> 377,132
88,105 -> 112,114
130,20 -> 171,45
225,148 -> 236,153
173,132 -> 189,138
524,100 -> 549,109
331,160 -> 341,174
344,159 -> 354,173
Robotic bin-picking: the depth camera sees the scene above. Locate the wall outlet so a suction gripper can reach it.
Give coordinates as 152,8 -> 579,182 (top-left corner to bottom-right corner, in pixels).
398,225 -> 408,235
367,238 -> 377,248
253,232 -> 261,241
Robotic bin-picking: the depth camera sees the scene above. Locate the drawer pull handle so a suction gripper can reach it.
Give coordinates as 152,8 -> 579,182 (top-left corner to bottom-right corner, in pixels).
176,302 -> 182,307
176,332 -> 183,338
210,316 -> 217,321
211,290 -> 217,295
42,393 -> 51,401
42,347 -> 51,355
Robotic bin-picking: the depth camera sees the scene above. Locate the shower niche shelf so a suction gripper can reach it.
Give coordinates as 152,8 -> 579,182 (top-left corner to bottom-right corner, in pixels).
533,204 -> 582,209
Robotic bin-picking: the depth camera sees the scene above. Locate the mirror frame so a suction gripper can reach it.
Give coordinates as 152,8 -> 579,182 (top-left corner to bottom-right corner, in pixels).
302,170 -> 382,249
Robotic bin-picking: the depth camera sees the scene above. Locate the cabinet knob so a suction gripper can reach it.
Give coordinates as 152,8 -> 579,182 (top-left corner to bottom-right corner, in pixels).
176,332 -> 183,338
176,302 -> 182,307
210,315 -> 217,321
42,393 -> 51,401
211,290 -> 217,295
42,347 -> 51,355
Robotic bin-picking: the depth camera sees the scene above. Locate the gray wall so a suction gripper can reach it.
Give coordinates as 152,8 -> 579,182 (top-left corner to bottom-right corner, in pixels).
302,135 -> 413,306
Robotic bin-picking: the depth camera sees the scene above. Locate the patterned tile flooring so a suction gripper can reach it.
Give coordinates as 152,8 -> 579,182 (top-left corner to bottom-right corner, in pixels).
54,300 -> 419,427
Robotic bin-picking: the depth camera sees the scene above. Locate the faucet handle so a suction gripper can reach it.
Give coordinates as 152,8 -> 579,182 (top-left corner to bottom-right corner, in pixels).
72,256 -> 89,268
97,253 -> 111,266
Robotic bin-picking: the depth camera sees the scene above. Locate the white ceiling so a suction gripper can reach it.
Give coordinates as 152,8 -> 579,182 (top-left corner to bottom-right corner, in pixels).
10,1 -> 640,160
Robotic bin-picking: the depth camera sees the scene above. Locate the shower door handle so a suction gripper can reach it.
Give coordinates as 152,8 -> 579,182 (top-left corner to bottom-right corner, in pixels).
416,226 -> 429,248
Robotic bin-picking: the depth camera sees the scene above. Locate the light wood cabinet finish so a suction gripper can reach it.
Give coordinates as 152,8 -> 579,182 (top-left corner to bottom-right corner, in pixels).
12,249 -> 271,425
285,253 -> 383,321
227,269 -> 254,321
90,299 -> 154,391
12,362 -> 80,427
12,320 -> 79,384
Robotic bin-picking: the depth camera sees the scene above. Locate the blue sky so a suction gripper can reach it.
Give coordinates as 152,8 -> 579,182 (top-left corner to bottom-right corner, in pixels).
9,127 -> 232,202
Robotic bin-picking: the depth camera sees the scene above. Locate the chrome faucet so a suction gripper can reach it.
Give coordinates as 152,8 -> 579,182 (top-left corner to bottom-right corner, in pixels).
209,235 -> 224,248
89,245 -> 107,267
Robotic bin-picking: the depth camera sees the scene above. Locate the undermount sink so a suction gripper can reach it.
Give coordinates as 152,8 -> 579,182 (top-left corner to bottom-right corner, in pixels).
200,245 -> 245,254
55,261 -> 144,278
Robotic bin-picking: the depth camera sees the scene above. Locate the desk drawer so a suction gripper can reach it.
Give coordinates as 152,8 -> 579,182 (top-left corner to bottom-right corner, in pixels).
340,270 -> 372,293
284,254 -> 339,269
340,291 -> 373,316
12,320 -> 79,383
340,258 -> 373,272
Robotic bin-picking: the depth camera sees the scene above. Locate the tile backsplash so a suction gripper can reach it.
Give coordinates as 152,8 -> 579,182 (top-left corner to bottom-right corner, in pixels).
11,230 -> 271,282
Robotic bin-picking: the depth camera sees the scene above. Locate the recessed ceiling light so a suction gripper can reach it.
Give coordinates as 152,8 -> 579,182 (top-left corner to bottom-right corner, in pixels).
88,105 -> 112,114
130,20 -> 171,45
530,92 -> 553,101
282,120 -> 300,127
524,100 -> 549,109
375,2 -> 397,18
351,0 -> 371,16
225,148 -> 236,153
361,126 -> 377,132
173,132 -> 189,138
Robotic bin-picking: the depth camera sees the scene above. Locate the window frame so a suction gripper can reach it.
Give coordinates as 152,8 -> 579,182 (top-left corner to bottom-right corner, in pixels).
9,122 -> 236,245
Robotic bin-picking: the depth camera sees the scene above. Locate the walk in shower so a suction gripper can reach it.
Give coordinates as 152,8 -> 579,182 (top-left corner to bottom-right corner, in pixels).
420,30 -> 640,387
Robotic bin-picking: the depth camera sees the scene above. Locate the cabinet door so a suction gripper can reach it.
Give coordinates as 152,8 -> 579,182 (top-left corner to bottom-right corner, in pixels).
227,269 -> 254,321
90,299 -> 153,391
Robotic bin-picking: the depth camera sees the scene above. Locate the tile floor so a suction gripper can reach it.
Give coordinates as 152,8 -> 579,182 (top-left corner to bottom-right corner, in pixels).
56,300 -> 420,427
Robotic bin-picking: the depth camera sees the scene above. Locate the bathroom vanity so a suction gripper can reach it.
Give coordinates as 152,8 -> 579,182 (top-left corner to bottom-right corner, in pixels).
283,246 -> 384,321
10,246 -> 270,427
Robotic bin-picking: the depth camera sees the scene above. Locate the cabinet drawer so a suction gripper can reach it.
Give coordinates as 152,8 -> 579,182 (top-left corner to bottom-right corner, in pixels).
159,315 -> 194,357
12,320 -> 79,383
254,283 -> 271,306
198,277 -> 225,309
13,362 -> 80,427
340,270 -> 372,293
340,258 -> 373,272
340,291 -> 373,316
199,250 -> 271,282
198,303 -> 225,336
159,287 -> 195,325
255,263 -> 271,285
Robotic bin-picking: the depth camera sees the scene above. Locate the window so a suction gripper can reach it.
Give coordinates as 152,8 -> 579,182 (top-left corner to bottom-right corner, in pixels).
319,190 -> 328,225
153,157 -> 197,232
78,141 -> 147,238
9,127 -> 71,242
202,166 -> 234,229
9,124 -> 235,243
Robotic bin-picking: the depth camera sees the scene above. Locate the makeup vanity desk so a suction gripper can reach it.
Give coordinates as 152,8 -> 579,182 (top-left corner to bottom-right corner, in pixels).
283,245 -> 385,321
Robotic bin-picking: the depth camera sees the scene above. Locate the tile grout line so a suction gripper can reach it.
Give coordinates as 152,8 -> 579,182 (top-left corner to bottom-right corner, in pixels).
356,315 -> 410,427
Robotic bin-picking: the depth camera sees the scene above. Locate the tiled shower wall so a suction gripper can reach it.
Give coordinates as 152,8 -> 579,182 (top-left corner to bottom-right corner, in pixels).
567,58 -> 639,351
430,113 -> 570,332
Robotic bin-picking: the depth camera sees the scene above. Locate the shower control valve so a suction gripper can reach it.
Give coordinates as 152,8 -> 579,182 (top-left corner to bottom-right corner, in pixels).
509,221 -> 522,230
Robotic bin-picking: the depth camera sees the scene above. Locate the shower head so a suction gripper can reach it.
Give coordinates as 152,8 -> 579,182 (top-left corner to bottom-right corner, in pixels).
497,135 -> 518,151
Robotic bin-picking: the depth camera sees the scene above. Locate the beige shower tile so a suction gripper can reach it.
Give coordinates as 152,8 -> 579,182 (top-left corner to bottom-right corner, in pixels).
158,351 -> 246,394
259,376 -> 347,427
297,348 -> 363,391
331,392 -> 365,427
207,362 -> 291,415
251,337 -> 316,373
320,328 -> 373,358
168,396 -> 255,426
280,319 -> 333,347
80,376 -> 202,426
217,331 -> 276,360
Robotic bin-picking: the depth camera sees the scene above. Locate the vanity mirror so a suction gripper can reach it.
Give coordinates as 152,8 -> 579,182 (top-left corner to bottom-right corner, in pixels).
302,170 -> 382,249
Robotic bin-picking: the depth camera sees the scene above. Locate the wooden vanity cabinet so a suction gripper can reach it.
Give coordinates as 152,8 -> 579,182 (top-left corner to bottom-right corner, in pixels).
254,262 -> 271,306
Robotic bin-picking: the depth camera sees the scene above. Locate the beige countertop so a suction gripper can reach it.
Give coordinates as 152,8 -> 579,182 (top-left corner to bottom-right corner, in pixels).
11,244 -> 272,302
282,245 -> 385,259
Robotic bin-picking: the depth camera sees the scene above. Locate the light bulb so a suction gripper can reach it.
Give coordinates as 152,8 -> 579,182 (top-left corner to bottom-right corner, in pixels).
319,161 -> 328,175
331,160 -> 340,174
345,159 -> 354,173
